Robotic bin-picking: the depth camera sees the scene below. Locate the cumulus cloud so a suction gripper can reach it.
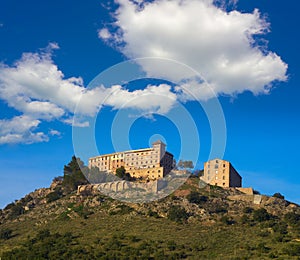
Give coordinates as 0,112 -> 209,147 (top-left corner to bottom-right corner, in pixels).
0,0 -> 289,144
100,0 -> 288,98
0,44 -> 177,144
0,115 -> 48,144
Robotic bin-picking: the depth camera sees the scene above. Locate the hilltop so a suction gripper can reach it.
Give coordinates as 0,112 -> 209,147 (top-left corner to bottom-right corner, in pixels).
1,173 -> 300,259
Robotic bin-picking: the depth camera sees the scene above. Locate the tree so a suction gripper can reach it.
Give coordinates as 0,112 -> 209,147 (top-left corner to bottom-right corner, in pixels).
62,156 -> 88,192
193,169 -> 204,177
177,160 -> 194,170
115,166 -> 131,181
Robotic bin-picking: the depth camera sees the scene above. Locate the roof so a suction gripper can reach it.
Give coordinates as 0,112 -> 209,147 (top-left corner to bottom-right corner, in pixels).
152,140 -> 166,146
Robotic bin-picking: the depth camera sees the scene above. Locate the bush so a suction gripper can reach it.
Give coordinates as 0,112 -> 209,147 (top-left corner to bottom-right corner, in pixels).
272,193 -> 285,200
46,190 -> 62,203
187,191 -> 208,205
220,215 -> 234,225
272,222 -> 288,234
282,243 -> 300,256
284,212 -> 300,226
148,210 -> 160,218
0,228 -> 13,240
168,205 -> 189,223
240,214 -> 250,224
253,208 -> 271,222
110,205 -> 134,215
243,207 -> 254,214
8,203 -> 24,219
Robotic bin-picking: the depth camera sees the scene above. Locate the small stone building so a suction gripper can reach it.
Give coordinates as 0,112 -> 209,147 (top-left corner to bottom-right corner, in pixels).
201,158 -> 242,188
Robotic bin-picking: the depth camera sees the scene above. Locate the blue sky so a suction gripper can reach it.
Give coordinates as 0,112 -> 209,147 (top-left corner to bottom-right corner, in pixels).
0,0 -> 299,208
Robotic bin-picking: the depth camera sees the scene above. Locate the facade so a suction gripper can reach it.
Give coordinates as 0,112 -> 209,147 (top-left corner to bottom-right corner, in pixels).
88,140 -> 174,180
201,158 -> 242,188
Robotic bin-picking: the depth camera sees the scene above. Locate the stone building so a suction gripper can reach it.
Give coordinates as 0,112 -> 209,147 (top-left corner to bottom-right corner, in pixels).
201,158 -> 242,188
88,140 -> 174,180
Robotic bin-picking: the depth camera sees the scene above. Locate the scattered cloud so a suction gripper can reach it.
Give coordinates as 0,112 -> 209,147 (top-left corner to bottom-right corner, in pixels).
100,0 -> 288,98
0,44 -> 177,144
0,115 -> 48,144
98,28 -> 111,40
0,0 -> 289,144
49,129 -> 61,136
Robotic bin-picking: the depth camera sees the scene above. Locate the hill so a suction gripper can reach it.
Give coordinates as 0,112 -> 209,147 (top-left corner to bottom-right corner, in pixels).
1,176 -> 300,259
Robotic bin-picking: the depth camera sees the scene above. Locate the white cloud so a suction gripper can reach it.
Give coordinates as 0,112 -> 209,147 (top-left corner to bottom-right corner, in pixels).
98,28 -> 112,40
0,0 -> 289,144
104,83 -> 177,114
49,129 -> 61,136
0,115 -> 48,144
101,0 -> 288,97
0,44 -> 178,144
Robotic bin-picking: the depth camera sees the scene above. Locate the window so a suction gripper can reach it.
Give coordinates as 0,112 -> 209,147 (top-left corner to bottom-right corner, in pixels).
216,160 -> 218,163
207,170 -> 210,174
222,176 -> 225,180
223,164 -> 226,167
215,170 -> 218,174
215,176 -> 218,180
158,170 -> 161,173
215,164 -> 218,169
223,183 -> 225,186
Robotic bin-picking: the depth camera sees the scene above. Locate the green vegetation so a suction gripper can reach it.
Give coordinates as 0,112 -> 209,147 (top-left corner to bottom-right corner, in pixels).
62,156 -> 88,192
116,166 -> 132,181
186,191 -> 208,205
272,192 -> 285,199
46,190 -> 62,203
168,205 -> 189,223
1,165 -> 300,259
252,208 -> 271,222
177,160 -> 194,170
0,228 -> 12,240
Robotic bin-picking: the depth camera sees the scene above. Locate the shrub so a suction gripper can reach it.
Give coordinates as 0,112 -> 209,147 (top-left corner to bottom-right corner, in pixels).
209,205 -> 228,214
168,205 -> 189,223
187,191 -> 208,205
253,208 -> 271,222
240,214 -> 250,224
110,205 -> 134,215
220,215 -> 235,225
148,210 -> 160,218
8,203 -> 24,219
284,212 -> 300,226
272,222 -> 288,234
243,207 -> 254,214
0,228 -> 13,240
4,202 -> 15,211
272,193 -> 285,200
282,243 -> 300,256
46,190 -> 62,203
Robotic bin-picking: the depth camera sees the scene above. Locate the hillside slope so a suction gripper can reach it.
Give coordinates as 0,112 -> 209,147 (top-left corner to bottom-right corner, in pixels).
0,177 -> 300,259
